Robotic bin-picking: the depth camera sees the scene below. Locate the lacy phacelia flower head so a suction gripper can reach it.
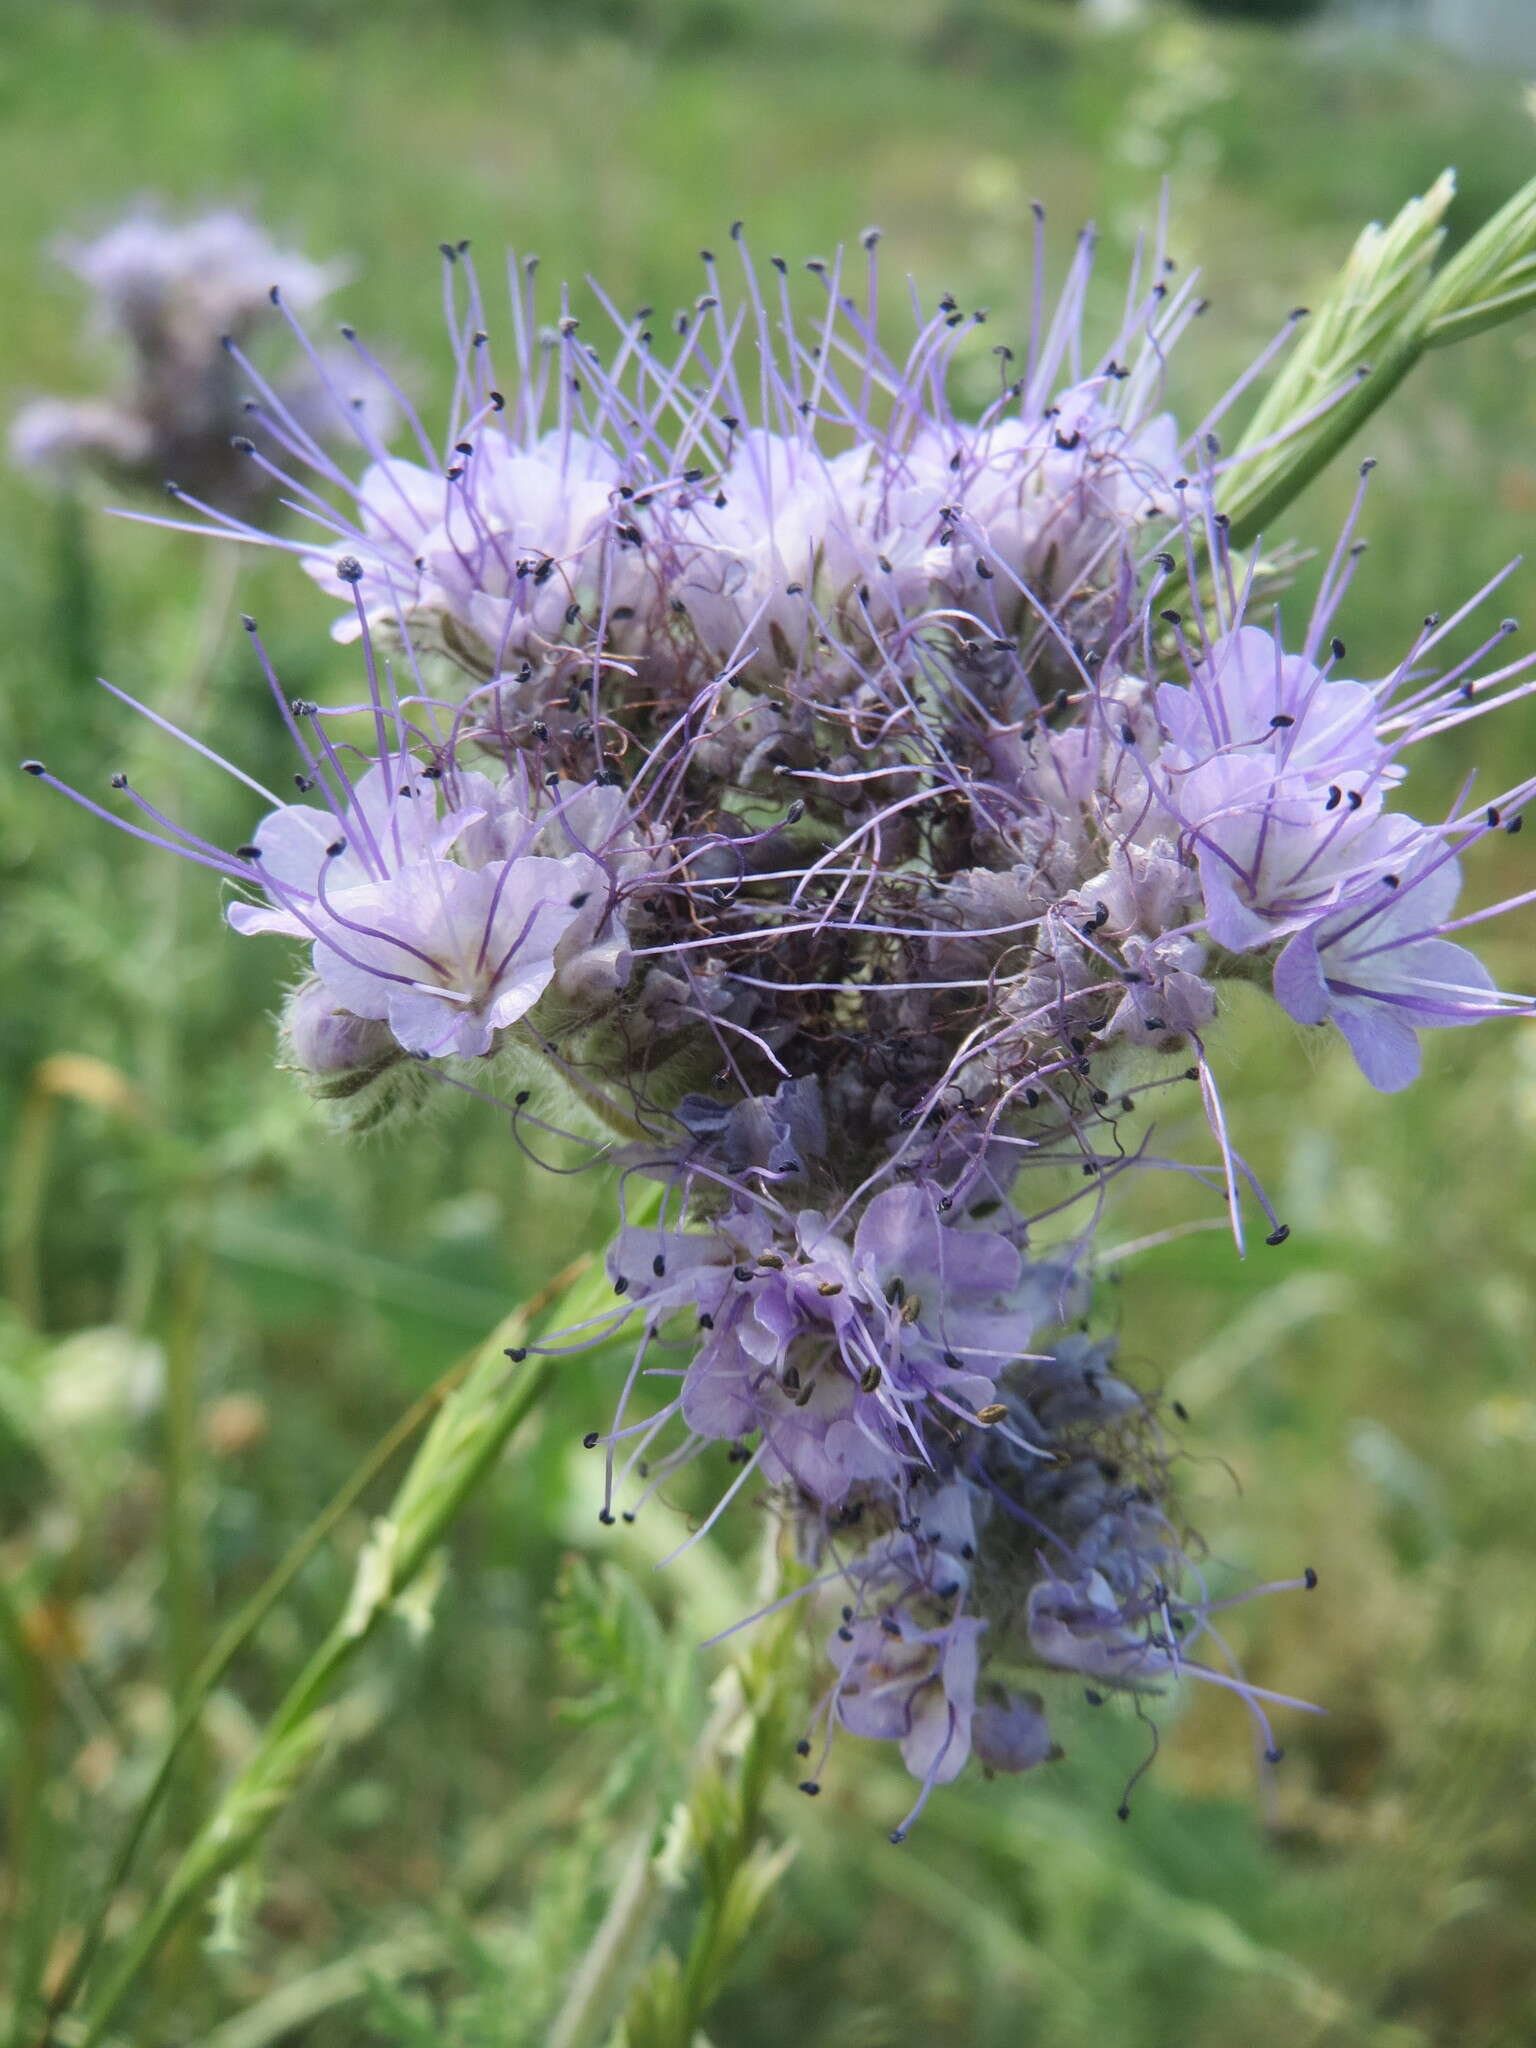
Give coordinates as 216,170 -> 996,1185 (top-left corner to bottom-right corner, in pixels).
25,215 -> 1536,1838
9,205 -> 356,507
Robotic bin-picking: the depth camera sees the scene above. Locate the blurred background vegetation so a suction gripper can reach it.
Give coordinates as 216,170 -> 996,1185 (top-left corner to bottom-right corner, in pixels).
4,1 -> 1536,2043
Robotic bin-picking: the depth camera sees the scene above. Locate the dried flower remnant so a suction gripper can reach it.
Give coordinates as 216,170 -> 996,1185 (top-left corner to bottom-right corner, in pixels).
27,200 -> 1536,1836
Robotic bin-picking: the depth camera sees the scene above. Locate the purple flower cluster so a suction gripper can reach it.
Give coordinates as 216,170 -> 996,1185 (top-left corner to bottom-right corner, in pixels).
9,206 -> 367,508
28,217 -> 1535,1829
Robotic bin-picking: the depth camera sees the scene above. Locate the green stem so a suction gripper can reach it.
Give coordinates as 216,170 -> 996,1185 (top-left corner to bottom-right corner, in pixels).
37,1320 -> 486,2042
50,1242 -> 621,2048
2,1079 -> 56,1332
547,1819 -> 669,2048
1222,329 -> 1422,552
163,1232 -> 211,1719
551,1544 -> 799,2048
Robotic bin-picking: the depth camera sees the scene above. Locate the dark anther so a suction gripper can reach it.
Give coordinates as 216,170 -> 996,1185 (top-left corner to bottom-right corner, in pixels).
975,558 -> 993,579
1265,1224 -> 1291,1247
1304,1566 -> 1319,1590
799,1781 -> 820,1796
1325,785 -> 1343,812
504,1347 -> 527,1362
1508,815 -> 1525,834
569,891 -> 590,909
1119,723 -> 1136,746
325,839 -> 347,858
1158,608 -> 1181,626
1330,636 -> 1346,660
795,1738 -> 811,1756
1085,1689 -> 1104,1706
1269,713 -> 1294,729
513,1090 -> 530,1107
236,844 -> 262,860
582,1431 -> 600,1450
733,1264 -> 755,1284
598,1509 -> 615,1526
613,1276 -> 630,1296
698,1312 -> 714,1330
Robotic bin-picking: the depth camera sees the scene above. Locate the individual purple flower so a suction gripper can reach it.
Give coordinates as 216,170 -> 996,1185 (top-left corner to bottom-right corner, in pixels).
226,760 -> 465,938
306,853 -> 591,1059
301,430 -> 649,670
902,381 -> 1179,629
231,756 -> 653,1061
668,431 -> 887,674
1166,755 -> 1427,954
1155,623 -> 1391,793
1272,851 -> 1513,1090
827,1612 -> 984,1792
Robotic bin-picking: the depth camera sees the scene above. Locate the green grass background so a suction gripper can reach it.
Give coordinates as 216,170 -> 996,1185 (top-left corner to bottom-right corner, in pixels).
4,2 -> 1536,2042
